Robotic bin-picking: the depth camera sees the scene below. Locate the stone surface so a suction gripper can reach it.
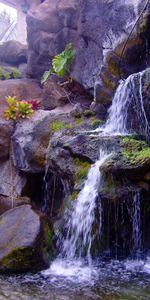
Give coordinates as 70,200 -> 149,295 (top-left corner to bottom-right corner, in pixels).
0,160 -> 27,198
0,41 -> 27,66
0,119 -> 14,160
27,0 -> 141,91
0,195 -> 30,216
43,78 -> 68,109
0,205 -> 53,273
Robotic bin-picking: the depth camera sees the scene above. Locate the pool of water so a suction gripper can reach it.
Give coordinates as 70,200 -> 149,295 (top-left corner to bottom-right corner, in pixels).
1,258 -> 150,300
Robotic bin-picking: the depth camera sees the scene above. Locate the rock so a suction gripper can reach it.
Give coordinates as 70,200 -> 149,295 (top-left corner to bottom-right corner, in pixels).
12,109 -> 82,173
0,160 -> 27,198
0,41 -> 27,66
12,106 -> 100,174
43,79 -> 68,110
0,79 -> 43,117
27,0 -> 78,79
0,119 -> 14,160
26,0 -> 142,91
0,195 -> 30,216
0,205 -> 54,273
100,138 -> 150,181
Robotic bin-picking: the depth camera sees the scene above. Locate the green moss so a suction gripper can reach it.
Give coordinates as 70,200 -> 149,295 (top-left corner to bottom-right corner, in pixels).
122,138 -> 150,164
90,118 -> 105,129
74,115 -> 84,126
1,247 -> 36,271
107,56 -> 121,77
4,73 -> 11,80
102,181 -> 116,195
83,110 -> 94,117
50,121 -> 72,132
74,158 -> 91,181
71,191 -> 78,201
0,67 -> 3,79
11,67 -> 21,79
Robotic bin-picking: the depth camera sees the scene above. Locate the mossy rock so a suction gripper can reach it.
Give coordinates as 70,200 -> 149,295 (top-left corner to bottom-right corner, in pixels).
0,205 -> 54,273
101,138 -> 150,181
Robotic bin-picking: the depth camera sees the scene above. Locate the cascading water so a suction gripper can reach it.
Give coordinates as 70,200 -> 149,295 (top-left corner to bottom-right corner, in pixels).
43,70 -> 149,279
104,70 -> 150,139
62,150 -> 110,262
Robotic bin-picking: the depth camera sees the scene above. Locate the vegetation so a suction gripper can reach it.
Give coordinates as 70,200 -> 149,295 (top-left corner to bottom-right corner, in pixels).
0,67 -> 21,80
90,118 -> 104,129
122,138 -> 150,164
71,191 -> 78,201
50,120 -> 72,133
41,43 -> 75,84
4,96 -> 40,121
74,158 -> 91,181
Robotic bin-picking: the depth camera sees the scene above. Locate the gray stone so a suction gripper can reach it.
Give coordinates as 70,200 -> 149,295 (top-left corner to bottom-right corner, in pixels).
0,205 -> 53,273
0,41 -> 27,66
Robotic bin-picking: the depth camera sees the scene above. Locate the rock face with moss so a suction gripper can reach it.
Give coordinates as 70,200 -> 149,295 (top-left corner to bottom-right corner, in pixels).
0,205 -> 54,273
26,0 -> 141,90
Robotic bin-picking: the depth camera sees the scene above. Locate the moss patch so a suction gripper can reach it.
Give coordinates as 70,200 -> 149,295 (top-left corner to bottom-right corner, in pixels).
74,158 -> 91,181
122,138 -> 150,164
1,247 -> 36,272
74,115 -> 84,126
90,118 -> 105,129
50,121 -> 72,132
71,191 -> 78,201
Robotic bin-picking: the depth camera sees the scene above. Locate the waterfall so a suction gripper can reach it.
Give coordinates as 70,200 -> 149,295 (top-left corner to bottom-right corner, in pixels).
62,150 -> 110,262
42,70 -> 149,278
104,70 -> 150,141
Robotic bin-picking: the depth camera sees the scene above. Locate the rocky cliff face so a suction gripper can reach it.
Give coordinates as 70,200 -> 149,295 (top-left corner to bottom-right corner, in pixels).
26,0 -> 142,90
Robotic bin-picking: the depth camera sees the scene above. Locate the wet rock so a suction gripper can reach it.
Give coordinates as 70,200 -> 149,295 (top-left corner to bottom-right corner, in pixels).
0,41 -> 27,66
0,205 -> 54,273
100,138 -> 150,181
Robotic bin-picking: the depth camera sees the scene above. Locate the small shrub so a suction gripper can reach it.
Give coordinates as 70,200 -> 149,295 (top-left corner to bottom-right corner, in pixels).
3,96 -> 39,121
41,43 -> 75,84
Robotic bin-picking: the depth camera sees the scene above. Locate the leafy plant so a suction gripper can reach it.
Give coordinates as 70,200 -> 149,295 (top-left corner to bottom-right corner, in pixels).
3,96 -> 40,121
41,43 -> 75,84
26,99 -> 40,110
16,101 -> 33,119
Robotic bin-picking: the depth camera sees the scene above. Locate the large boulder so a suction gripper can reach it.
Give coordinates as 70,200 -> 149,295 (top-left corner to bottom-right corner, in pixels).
0,205 -> 54,273
27,0 -> 141,90
0,41 -> 27,66
12,108 -> 98,173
